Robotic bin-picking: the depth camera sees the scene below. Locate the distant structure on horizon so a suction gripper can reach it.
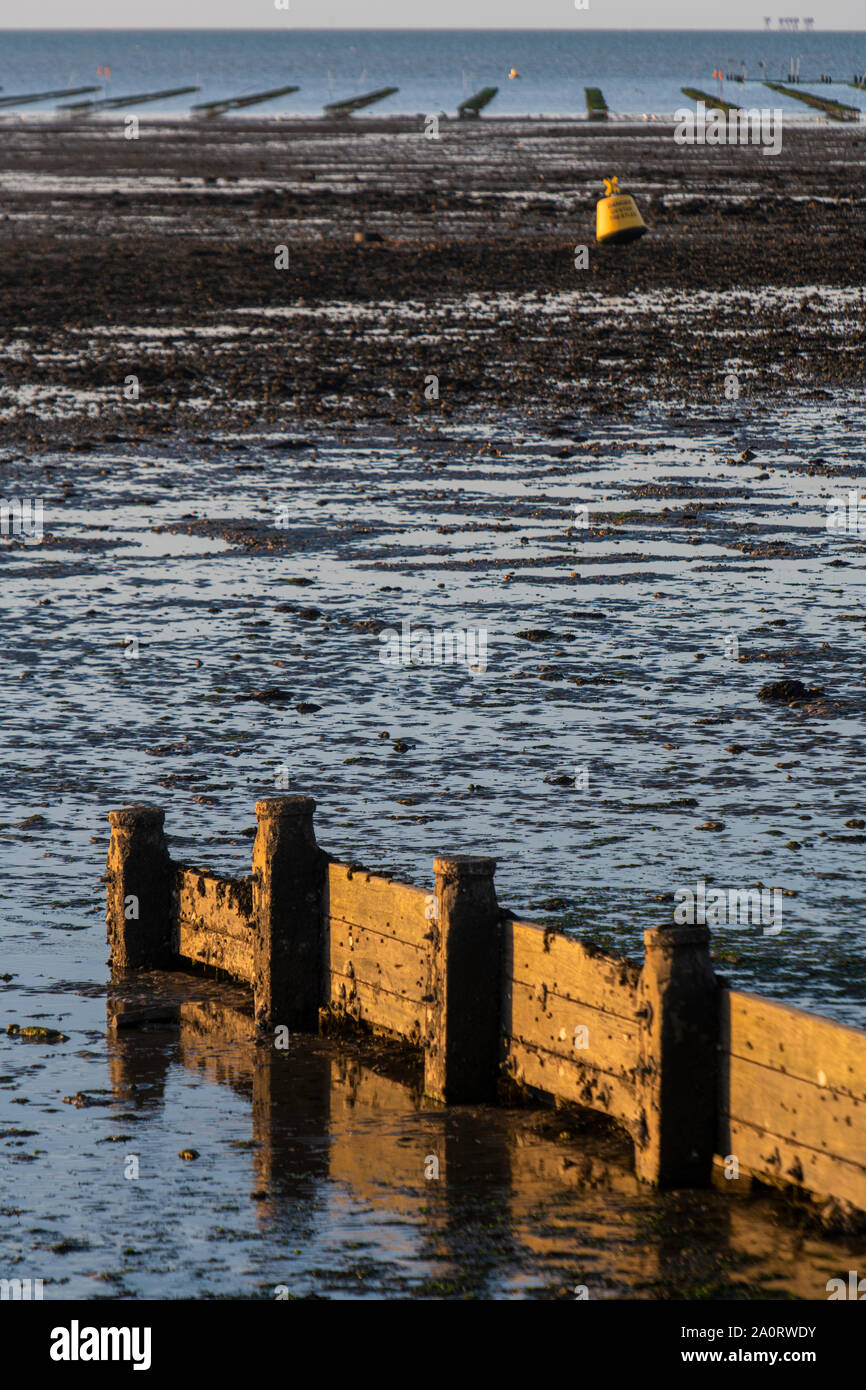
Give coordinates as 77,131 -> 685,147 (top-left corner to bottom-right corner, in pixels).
776,17 -> 813,29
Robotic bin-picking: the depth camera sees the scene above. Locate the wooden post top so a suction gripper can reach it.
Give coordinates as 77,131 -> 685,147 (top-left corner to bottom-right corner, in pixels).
255,796 -> 317,819
433,855 -> 497,879
108,805 -> 165,829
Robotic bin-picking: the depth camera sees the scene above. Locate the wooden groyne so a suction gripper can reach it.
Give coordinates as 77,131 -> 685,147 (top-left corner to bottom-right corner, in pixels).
457,87 -> 498,118
324,87 -> 398,118
191,85 -> 300,118
680,87 -> 743,114
105,799 -> 866,1215
0,85 -> 99,108
584,87 -> 608,121
58,86 -> 200,113
762,81 -> 860,121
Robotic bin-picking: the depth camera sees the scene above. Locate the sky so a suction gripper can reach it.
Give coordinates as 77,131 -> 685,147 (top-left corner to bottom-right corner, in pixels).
5,2 -> 865,30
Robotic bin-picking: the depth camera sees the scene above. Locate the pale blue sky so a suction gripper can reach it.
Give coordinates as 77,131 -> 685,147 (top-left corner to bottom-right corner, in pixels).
6,2 -> 865,30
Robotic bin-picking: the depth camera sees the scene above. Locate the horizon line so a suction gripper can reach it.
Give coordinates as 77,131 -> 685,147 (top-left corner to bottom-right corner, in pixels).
1,25 -> 864,33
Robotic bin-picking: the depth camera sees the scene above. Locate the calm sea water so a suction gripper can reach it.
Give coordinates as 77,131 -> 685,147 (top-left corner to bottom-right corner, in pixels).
0,29 -> 864,118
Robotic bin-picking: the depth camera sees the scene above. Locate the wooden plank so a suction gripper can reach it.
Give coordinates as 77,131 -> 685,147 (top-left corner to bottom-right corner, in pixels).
328,918 -> 426,1003
177,919 -> 254,983
175,868 -> 253,940
504,1038 -> 637,1128
328,969 -> 424,1043
326,862 -> 429,945
173,866 -> 253,984
504,919 -> 640,1022
724,1054 -> 866,1168
726,1118 -> 866,1211
504,976 -> 639,1076
723,990 -> 866,1102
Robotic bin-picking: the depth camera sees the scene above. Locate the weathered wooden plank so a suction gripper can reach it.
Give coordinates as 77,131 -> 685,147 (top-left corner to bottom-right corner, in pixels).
326,862 -> 429,944
504,919 -> 640,1021
329,918 -> 426,1002
726,1117 -> 866,1211
504,1037 -> 637,1128
177,920 -> 254,983
328,969 -> 424,1043
724,1054 -> 866,1168
504,976 -> 639,1075
175,868 -> 253,939
723,990 -> 866,1102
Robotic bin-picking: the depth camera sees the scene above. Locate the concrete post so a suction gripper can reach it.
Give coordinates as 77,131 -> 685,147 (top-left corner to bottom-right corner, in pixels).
424,854 -> 501,1104
106,805 -> 174,971
252,795 -> 325,1033
635,924 -> 719,1187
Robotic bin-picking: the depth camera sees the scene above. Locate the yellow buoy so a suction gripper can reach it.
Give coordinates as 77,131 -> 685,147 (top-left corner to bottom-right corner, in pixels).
596,175 -> 647,245
508,67 -> 520,79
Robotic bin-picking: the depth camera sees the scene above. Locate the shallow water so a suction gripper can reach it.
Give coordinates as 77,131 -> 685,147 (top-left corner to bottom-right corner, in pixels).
2,401 -> 866,1296
1,975 -> 864,1301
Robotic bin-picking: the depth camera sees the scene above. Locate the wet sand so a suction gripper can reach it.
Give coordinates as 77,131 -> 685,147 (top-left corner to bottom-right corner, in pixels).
1,117 -> 866,1299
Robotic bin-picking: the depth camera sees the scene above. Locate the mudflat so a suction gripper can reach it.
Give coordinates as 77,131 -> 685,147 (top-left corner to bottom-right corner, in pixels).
0,116 -> 863,441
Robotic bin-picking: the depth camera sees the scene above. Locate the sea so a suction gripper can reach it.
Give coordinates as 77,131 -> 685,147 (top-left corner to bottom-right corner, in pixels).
0,28 -> 864,118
